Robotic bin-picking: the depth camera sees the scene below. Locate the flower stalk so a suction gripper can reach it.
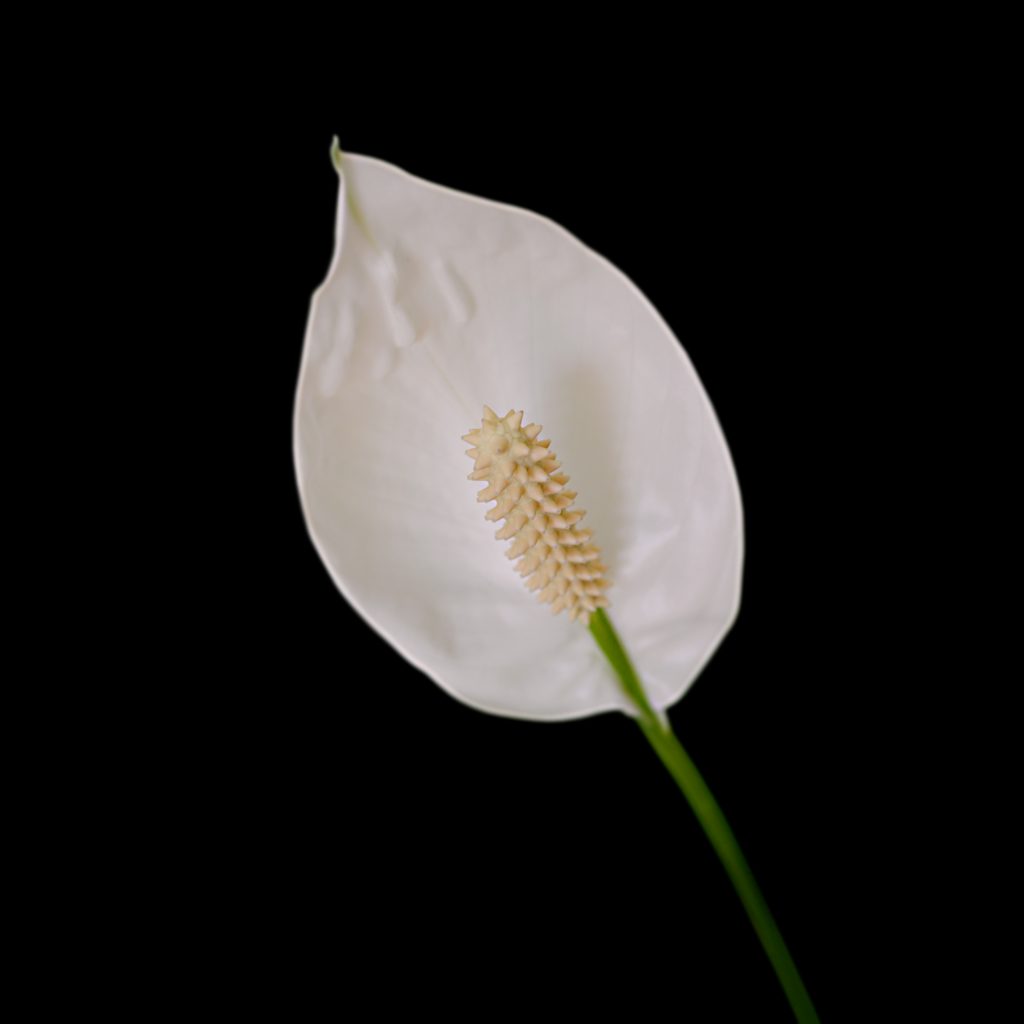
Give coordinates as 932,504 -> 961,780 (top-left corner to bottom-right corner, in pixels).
463,405 -> 814,1016
589,607 -> 821,1024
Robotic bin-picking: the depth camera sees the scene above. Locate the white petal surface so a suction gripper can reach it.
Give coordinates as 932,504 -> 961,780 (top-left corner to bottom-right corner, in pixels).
293,149 -> 744,721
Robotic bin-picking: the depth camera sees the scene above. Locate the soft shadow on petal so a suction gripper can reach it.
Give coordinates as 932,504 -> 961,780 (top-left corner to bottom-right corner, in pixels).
294,151 -> 744,720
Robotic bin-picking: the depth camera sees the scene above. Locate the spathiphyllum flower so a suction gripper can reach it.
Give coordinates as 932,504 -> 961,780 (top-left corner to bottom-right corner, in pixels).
293,140 -> 819,1023
295,140 -> 744,723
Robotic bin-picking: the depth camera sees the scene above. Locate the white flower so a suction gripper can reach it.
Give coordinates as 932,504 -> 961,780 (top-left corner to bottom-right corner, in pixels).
293,141 -> 744,722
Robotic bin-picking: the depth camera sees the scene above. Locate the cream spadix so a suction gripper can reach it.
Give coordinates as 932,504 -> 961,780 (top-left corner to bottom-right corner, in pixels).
464,405 -> 611,624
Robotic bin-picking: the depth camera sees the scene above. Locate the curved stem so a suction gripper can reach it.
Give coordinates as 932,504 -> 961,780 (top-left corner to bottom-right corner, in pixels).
588,608 -> 820,1024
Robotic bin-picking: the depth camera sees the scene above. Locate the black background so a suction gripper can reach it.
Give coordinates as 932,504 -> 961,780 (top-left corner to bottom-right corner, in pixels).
178,111 -> 918,1020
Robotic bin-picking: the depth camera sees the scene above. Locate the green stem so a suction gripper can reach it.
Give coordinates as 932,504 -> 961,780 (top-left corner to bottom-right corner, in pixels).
588,608 -> 820,1024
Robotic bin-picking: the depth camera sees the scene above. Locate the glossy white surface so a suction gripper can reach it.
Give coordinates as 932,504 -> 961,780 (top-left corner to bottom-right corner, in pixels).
293,148 -> 744,721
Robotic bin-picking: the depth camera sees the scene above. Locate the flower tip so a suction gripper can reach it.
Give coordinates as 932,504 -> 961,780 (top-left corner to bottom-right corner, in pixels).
329,136 -> 344,174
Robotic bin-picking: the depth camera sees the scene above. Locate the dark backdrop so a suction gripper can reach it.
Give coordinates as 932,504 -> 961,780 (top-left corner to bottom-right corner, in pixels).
187,113 -> 909,1021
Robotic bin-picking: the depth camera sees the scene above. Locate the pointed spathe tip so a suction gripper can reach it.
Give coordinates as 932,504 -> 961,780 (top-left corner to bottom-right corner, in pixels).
330,136 -> 344,174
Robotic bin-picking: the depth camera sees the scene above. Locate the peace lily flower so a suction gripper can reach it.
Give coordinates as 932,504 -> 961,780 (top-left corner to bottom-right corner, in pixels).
294,140 -> 743,723
292,139 -> 819,1023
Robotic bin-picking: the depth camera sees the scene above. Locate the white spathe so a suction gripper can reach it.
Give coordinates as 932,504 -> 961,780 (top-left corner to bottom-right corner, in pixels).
293,145 -> 744,722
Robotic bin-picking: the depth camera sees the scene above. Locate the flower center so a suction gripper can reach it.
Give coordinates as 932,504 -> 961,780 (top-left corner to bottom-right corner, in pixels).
463,406 -> 611,624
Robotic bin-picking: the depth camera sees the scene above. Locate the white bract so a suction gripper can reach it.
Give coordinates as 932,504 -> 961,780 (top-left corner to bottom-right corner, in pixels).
293,145 -> 745,722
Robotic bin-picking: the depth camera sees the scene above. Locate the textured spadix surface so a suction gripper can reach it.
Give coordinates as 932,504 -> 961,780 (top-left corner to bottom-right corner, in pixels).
293,149 -> 744,721
464,405 -> 611,624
